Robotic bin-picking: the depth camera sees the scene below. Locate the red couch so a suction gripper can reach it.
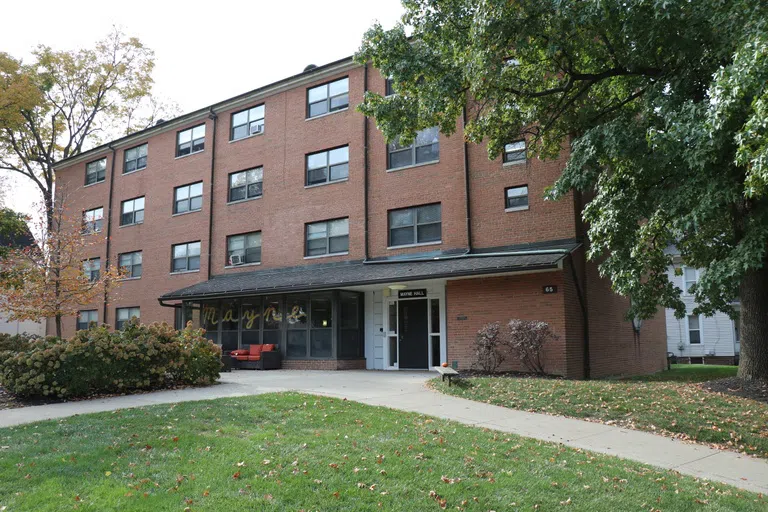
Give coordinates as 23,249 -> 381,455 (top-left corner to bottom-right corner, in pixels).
229,344 -> 281,370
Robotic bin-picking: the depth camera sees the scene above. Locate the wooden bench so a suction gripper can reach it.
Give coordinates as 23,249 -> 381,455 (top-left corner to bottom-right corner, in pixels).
433,366 -> 459,386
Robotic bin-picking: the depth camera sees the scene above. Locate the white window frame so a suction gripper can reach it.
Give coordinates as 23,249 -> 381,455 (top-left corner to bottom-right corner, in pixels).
503,140 -> 526,165
686,314 -> 702,345
682,267 -> 699,295
505,185 -> 529,212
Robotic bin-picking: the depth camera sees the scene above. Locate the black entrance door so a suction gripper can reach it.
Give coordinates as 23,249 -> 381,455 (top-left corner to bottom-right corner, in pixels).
398,299 -> 428,369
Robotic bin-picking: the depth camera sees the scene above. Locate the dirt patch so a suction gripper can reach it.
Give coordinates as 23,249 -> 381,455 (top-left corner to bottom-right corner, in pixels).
699,377 -> 768,404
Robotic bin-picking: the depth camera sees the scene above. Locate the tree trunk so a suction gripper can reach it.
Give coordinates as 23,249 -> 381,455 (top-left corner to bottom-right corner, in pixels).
737,263 -> 768,381
55,314 -> 62,339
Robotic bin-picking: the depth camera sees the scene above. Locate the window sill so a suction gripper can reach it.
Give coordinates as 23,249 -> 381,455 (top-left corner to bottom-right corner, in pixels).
227,195 -> 263,206
386,160 -> 440,173
503,160 -> 527,167
505,205 -> 529,213
118,276 -> 142,281
305,107 -> 348,121
170,269 -> 200,275
224,262 -> 261,269
387,241 -> 442,250
119,222 -> 144,228
122,168 -> 146,176
175,150 -> 204,160
172,209 -> 202,217
304,251 -> 349,260
304,178 -> 348,189
229,131 -> 264,144
83,181 -> 104,188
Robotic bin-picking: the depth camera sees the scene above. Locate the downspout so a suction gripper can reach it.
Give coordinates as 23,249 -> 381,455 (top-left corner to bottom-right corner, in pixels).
103,144 -> 117,325
568,253 -> 591,380
363,63 -> 370,260
206,108 -> 218,279
462,106 -> 472,252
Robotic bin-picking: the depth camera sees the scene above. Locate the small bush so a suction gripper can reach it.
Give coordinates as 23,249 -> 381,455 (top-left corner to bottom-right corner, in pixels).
472,322 -> 510,373
507,319 -> 557,375
0,322 -> 220,399
0,332 -> 41,355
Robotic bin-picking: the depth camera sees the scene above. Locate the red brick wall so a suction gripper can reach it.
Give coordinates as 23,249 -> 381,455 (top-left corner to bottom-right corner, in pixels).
282,359 -> 366,370
584,258 -> 667,378
445,271 -> 575,377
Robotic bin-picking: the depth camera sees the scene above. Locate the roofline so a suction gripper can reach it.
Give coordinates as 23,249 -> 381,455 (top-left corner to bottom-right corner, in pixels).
158,261 -> 562,302
54,55 -> 357,170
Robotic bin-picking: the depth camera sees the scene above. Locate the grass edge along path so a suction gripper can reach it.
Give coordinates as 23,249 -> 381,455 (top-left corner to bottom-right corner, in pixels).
0,392 -> 765,511
429,365 -> 768,459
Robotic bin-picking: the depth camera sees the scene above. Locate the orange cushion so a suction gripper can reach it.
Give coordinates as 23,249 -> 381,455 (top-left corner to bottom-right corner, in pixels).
230,349 -> 249,357
234,355 -> 249,361
247,355 -> 261,361
250,345 -> 263,355
262,344 -> 276,352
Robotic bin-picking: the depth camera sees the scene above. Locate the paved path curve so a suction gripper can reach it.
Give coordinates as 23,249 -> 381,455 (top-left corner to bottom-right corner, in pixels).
1,370 -> 767,494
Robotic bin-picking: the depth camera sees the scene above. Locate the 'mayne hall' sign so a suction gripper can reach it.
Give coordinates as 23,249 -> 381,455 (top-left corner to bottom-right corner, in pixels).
398,289 -> 427,298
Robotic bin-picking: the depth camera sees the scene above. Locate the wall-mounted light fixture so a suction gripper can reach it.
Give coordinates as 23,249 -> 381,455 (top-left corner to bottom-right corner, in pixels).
388,284 -> 407,291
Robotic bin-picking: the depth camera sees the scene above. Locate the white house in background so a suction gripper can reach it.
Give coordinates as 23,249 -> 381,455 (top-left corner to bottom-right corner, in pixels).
0,314 -> 45,337
665,251 -> 740,364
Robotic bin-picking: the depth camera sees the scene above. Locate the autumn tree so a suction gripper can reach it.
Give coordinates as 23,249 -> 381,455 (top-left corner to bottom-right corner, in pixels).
0,28 -> 174,231
0,193 -> 123,337
356,0 -> 768,380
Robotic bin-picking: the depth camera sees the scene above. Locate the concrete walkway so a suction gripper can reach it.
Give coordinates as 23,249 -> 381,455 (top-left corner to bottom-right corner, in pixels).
1,370 -> 767,494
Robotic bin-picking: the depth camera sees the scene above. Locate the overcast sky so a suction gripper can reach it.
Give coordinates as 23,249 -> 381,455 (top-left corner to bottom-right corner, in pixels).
2,0 -> 404,219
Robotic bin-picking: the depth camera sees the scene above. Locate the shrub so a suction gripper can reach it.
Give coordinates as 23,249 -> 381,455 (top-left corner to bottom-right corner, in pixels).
507,319 -> 557,375
472,322 -> 510,373
0,322 -> 220,399
0,332 -> 41,355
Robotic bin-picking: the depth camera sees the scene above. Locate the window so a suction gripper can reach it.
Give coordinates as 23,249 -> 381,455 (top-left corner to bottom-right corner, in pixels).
388,204 -> 441,247
385,77 -> 395,96
119,251 -> 142,278
83,207 -> 104,234
227,232 -> 262,266
77,310 -> 98,331
505,185 -> 529,211
174,182 -> 203,214
120,196 -> 145,226
307,77 -> 349,118
85,158 -> 106,185
228,167 -> 263,202
684,268 -> 698,294
231,104 -> 265,140
123,143 -> 148,173
306,146 -> 349,186
83,258 -> 100,281
688,315 -> 701,344
116,307 -> 140,330
176,124 -> 205,157
388,127 -> 439,170
172,241 -> 201,272
503,140 -> 526,164
305,218 -> 349,257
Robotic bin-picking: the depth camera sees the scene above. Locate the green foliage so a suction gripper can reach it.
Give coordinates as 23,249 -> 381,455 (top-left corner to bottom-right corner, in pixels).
0,322 -> 220,399
354,0 -> 768,323
0,332 -> 39,354
0,208 -> 31,260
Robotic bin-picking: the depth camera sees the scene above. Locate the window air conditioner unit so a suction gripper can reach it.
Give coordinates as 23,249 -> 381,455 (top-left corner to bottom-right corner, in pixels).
229,254 -> 243,266
250,123 -> 262,135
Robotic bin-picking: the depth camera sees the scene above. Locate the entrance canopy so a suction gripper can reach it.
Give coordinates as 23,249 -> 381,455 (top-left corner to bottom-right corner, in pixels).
159,242 -> 579,302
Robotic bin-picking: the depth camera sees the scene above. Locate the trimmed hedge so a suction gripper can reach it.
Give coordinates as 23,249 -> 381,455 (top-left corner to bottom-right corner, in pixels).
0,322 -> 221,399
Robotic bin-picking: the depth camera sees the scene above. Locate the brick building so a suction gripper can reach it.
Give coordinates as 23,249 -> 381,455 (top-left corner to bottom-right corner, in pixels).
52,56 -> 666,378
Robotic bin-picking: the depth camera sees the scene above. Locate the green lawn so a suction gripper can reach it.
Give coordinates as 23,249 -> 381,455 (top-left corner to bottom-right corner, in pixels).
431,365 -> 768,459
1,394 -> 764,511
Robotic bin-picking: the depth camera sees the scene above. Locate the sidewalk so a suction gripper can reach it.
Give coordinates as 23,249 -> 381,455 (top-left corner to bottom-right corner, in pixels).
2,369 -> 767,495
